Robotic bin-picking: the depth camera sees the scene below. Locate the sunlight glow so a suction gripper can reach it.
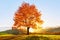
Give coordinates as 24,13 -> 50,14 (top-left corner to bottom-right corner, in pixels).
29,28 -> 34,32
29,22 -> 43,33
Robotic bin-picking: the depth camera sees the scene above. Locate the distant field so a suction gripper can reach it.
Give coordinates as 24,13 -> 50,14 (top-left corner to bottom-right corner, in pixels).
0,34 -> 60,40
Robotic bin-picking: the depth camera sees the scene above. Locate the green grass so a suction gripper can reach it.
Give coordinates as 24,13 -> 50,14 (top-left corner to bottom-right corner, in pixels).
0,34 -> 60,40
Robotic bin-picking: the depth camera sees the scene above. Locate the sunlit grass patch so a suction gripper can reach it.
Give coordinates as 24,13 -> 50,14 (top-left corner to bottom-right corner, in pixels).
0,34 -> 14,36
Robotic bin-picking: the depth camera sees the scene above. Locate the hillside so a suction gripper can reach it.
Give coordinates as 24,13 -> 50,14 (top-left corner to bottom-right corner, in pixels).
42,27 -> 60,35
0,29 -> 24,35
47,27 -> 60,32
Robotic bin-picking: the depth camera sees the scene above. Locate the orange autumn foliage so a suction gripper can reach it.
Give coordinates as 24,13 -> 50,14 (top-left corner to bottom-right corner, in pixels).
12,3 -> 43,29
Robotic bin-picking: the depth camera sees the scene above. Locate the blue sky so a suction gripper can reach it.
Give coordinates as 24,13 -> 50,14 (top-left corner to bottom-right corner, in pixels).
0,0 -> 60,31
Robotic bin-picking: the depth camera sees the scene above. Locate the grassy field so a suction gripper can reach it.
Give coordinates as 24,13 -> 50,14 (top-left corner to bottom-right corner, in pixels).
0,34 -> 60,40
0,30 -> 60,40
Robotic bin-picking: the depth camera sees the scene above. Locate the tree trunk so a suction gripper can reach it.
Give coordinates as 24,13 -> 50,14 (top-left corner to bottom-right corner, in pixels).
27,27 -> 30,35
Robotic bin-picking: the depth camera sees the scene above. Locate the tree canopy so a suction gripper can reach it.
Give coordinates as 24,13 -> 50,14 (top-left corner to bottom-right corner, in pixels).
12,3 -> 43,30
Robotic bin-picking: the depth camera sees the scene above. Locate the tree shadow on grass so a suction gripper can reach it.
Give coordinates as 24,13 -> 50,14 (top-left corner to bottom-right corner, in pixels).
25,36 -> 51,40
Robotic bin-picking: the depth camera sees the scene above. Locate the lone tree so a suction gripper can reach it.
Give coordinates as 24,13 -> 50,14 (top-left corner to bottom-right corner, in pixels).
12,3 -> 43,35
